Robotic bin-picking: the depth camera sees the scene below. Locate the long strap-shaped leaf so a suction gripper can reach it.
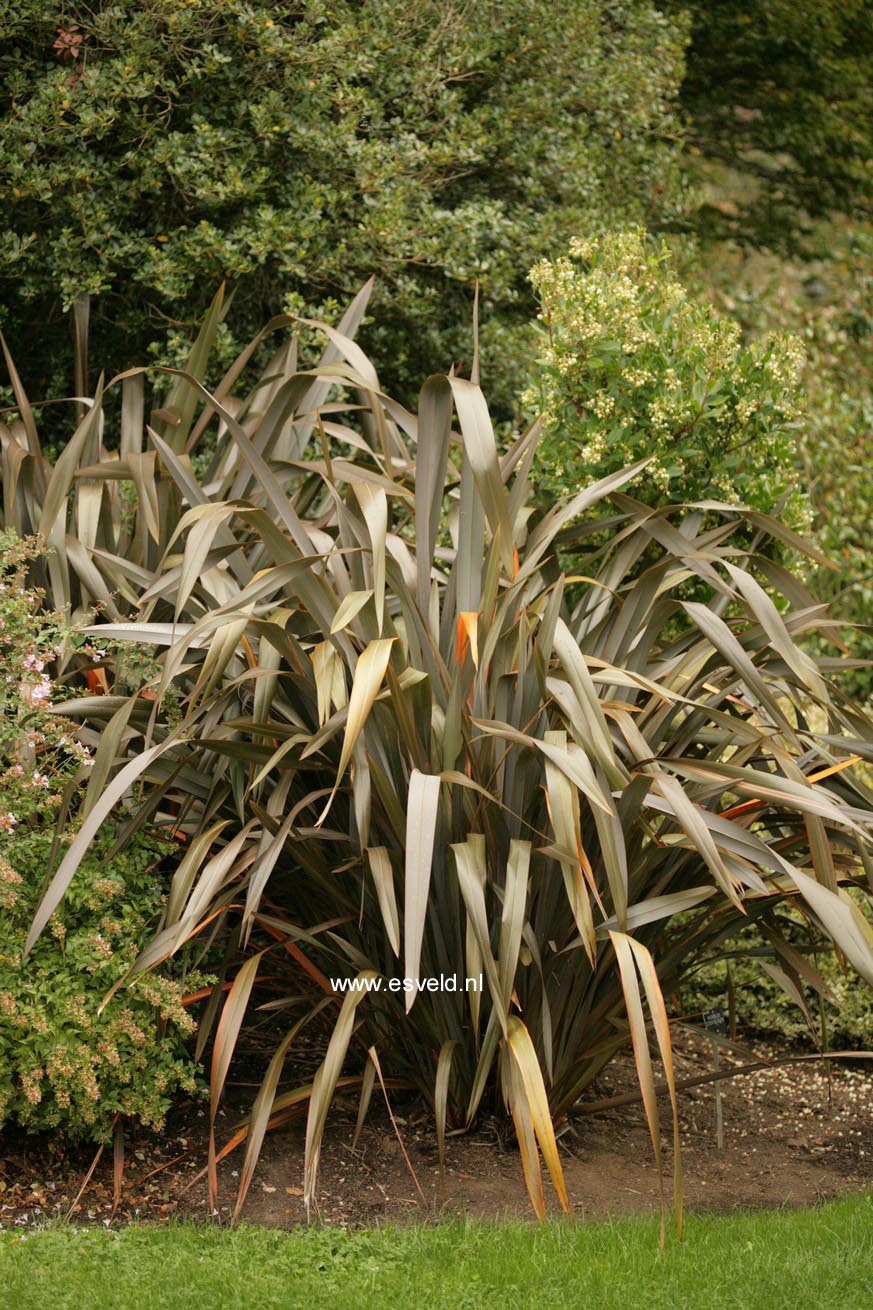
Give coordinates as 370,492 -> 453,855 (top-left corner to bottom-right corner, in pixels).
506,1016 -> 570,1216
415,376 -> 453,614
434,1039 -> 457,1181
404,770 -> 441,1011
610,931 -> 683,1245
209,951 -> 264,1210
354,481 -> 387,633
317,637 -> 395,824
448,377 -> 515,580
789,867 -> 873,984
367,846 -> 400,957
303,972 -> 376,1216
453,836 -> 502,1026
157,284 -> 225,454
505,1051 -> 547,1220
38,381 -> 104,546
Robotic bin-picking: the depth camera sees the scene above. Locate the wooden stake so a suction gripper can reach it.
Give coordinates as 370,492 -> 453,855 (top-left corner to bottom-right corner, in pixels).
712,1039 -> 724,1151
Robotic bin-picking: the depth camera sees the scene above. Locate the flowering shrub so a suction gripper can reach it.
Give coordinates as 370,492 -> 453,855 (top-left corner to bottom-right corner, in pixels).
526,230 -> 809,525
0,531 -> 93,834
0,532 -> 208,1140
0,831 -> 209,1139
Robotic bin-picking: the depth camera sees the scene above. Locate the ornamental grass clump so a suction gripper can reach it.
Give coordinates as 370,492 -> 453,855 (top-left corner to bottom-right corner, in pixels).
1,284 -> 871,1229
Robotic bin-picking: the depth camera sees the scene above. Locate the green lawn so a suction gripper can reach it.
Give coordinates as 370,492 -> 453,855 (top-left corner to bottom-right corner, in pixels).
1,1196 -> 871,1310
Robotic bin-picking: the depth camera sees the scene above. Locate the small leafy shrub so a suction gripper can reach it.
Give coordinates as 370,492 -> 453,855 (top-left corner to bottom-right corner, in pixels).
527,230 -> 808,525
0,830 -> 204,1139
0,533 -> 207,1140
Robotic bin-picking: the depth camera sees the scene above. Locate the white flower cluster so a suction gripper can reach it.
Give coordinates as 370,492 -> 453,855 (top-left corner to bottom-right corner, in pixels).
527,229 -> 808,529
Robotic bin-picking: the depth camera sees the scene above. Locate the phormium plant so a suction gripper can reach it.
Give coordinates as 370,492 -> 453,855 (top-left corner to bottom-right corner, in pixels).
2,286 -> 871,1232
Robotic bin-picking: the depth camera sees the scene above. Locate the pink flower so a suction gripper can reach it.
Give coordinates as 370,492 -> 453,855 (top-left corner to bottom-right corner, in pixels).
19,673 -> 53,707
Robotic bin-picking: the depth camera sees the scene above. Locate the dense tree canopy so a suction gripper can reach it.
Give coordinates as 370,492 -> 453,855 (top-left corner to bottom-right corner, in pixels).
0,0 -> 689,405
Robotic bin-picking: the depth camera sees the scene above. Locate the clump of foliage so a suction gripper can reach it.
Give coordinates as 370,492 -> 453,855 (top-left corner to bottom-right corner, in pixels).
0,829 -> 204,1139
4,289 -> 870,1227
527,230 -> 808,524
672,0 -> 873,253
685,931 -> 873,1052
0,0 -> 690,413
0,532 -> 208,1140
695,219 -> 873,700
681,878 -> 873,1052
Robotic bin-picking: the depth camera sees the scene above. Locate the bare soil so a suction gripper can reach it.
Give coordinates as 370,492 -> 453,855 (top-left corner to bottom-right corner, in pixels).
2,1036 -> 870,1229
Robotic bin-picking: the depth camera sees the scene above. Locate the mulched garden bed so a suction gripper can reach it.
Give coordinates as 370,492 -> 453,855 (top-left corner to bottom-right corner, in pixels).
2,1034 -> 870,1229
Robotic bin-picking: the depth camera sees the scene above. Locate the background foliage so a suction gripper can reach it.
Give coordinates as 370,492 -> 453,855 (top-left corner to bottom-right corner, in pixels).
668,0 -> 873,697
671,0 -> 873,252
0,0 -> 689,411
0,533 -> 207,1140
691,219 -> 873,700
